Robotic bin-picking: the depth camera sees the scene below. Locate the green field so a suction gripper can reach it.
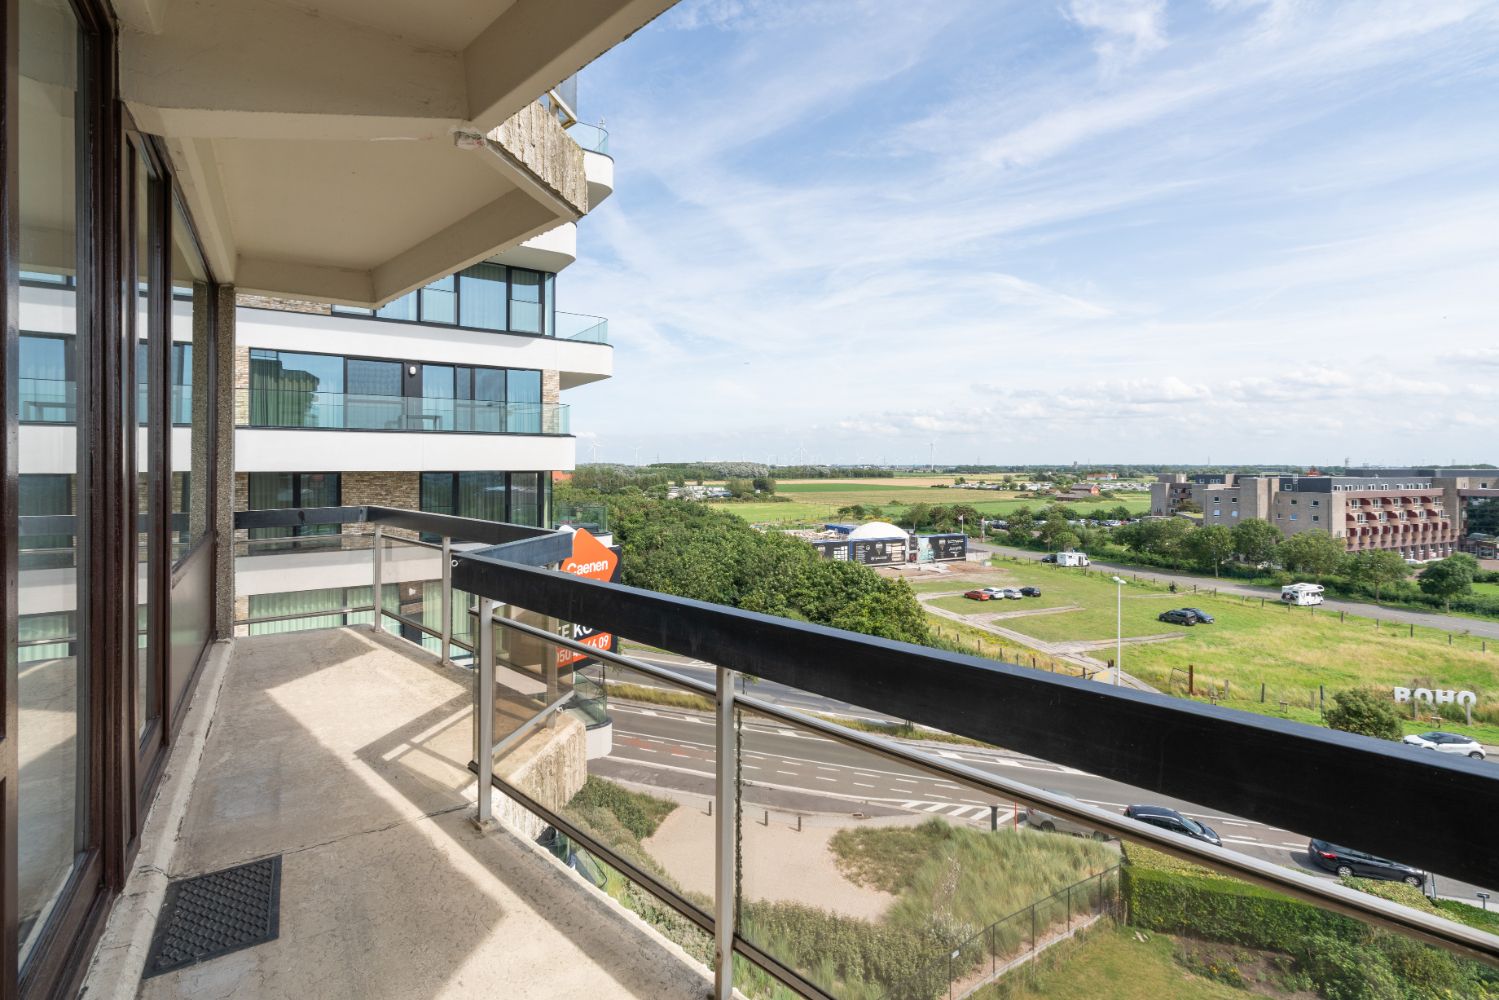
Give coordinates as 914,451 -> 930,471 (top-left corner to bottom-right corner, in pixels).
975,928 -> 1245,1000
1475,581 -> 1499,598
717,478 -> 1151,526
930,561 -> 1499,738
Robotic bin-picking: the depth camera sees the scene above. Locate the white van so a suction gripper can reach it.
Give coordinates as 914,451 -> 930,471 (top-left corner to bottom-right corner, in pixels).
1055,550 -> 1090,568
1281,583 -> 1324,606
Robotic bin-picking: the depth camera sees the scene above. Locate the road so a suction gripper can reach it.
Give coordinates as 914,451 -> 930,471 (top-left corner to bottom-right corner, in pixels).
973,542 -> 1499,641
593,697 -> 1493,907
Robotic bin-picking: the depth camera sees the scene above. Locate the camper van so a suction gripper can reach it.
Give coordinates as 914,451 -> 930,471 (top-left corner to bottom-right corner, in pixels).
1055,550 -> 1090,568
1281,583 -> 1325,606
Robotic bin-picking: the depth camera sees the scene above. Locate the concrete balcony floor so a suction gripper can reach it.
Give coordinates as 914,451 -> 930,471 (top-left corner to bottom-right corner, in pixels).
96,628 -> 711,1000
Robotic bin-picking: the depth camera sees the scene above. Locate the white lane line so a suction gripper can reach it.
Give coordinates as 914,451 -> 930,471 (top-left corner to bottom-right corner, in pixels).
894,778 -> 918,784
1221,821 -> 1249,827
1280,841 -> 1307,848
671,752 -> 689,758
922,803 -> 948,813
816,766 -> 838,772
944,804 -> 973,817
901,801 -> 921,809
854,782 -> 875,788
815,776 -> 836,783
744,765 -> 761,771
634,748 -> 657,754
637,709 -> 658,716
934,781 -> 961,790
1222,836 -> 1267,847
776,770 -> 798,776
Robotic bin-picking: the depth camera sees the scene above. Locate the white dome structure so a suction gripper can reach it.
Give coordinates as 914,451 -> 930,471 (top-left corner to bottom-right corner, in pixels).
847,521 -> 909,541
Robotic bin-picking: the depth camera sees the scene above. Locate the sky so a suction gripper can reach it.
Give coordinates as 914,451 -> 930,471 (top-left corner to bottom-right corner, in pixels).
561,0 -> 1499,467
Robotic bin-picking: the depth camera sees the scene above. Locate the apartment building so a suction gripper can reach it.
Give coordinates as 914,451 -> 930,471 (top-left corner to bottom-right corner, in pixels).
1149,469 -> 1494,561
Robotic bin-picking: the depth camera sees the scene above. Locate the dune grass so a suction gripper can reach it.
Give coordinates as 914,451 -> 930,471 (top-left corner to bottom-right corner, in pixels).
973,927 -> 1248,1000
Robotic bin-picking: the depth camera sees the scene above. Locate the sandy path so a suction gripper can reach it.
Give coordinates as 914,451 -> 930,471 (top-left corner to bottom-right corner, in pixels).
643,808 -> 896,921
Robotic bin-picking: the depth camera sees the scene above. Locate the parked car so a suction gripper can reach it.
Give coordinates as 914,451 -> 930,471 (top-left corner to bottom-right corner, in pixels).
1001,588 -> 1024,599
1020,586 -> 1042,597
1025,789 -> 1110,840
1124,805 -> 1221,846
1181,608 -> 1214,624
980,587 -> 1008,599
1040,553 -> 1057,563
963,590 -> 992,601
1157,609 -> 1197,626
1307,839 -> 1427,886
1402,731 -> 1486,760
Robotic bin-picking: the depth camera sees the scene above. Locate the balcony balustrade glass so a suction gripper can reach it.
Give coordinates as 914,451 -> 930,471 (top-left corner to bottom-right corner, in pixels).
236,389 -> 569,435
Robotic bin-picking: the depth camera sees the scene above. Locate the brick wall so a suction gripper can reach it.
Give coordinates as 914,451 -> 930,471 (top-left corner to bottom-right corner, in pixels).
542,369 -> 560,405
236,293 -> 332,315
341,472 -> 421,539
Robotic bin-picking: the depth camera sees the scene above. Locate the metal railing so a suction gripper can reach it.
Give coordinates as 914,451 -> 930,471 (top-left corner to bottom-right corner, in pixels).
233,389 -> 569,435
229,505 -> 1499,999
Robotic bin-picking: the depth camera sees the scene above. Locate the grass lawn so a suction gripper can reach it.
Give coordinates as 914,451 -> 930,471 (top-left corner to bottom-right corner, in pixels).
974,927 -> 1254,1000
1475,581 -> 1499,598
970,563 -> 1499,736
715,481 -> 1152,526
928,591 -> 1077,616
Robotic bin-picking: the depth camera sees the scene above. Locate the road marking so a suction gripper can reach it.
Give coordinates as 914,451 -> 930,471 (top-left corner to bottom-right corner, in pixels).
634,748 -> 657,754
636,709 -> 657,716
776,770 -> 798,776
1280,841 -> 1306,848
854,782 -> 874,788
744,765 -> 761,771
671,752 -> 689,758
922,803 -> 948,812
1221,820 -> 1249,827
816,766 -> 838,772
895,778 -> 918,784
815,776 -> 836,783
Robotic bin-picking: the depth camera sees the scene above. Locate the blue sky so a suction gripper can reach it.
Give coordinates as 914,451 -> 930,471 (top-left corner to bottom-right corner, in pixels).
561,0 -> 1499,467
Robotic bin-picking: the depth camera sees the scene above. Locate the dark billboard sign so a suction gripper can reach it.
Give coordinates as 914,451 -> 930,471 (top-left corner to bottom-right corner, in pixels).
850,538 -> 907,565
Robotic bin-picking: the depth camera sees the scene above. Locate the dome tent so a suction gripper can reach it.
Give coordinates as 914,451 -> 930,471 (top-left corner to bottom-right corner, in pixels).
846,521 -> 909,541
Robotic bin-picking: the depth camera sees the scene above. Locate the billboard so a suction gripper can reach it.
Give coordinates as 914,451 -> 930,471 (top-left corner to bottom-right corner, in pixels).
557,528 -> 621,667
850,538 -> 906,566
926,534 -> 967,561
812,540 -> 851,561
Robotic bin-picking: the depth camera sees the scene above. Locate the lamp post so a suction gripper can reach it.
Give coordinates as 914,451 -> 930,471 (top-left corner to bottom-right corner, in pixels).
1111,576 -> 1127,686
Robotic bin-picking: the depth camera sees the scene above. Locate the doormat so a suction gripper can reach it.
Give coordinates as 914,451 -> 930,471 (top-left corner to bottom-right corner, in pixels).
143,855 -> 282,978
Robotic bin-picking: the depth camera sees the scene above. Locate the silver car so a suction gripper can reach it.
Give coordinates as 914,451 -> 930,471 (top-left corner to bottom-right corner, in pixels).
1024,790 -> 1111,840
1403,731 -> 1485,760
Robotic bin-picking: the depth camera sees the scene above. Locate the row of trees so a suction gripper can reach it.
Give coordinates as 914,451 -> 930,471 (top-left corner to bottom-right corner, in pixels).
585,490 -> 930,644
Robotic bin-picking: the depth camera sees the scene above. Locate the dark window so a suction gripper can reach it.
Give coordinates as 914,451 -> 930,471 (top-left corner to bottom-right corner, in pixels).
247,473 -> 342,546
509,268 -> 543,334
458,263 -> 507,330
19,334 -> 73,422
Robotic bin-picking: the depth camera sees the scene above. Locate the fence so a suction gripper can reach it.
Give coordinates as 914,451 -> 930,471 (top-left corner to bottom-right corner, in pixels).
879,865 -> 1122,1000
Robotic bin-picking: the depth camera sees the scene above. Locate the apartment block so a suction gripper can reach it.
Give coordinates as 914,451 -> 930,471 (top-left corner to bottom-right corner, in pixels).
1149,469 -> 1498,561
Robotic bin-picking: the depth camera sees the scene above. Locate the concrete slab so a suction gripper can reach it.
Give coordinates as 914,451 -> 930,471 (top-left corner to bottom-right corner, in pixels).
116,628 -> 710,1000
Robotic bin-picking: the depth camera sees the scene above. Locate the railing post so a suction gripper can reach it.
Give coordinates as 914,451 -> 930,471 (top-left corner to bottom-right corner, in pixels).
714,666 -> 738,1000
371,524 -> 384,633
474,597 -> 496,827
440,535 -> 453,665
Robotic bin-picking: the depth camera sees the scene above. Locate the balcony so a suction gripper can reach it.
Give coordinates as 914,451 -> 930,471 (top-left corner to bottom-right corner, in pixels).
234,390 -> 568,436
83,506 -> 1499,1000
555,311 -> 610,345
21,378 -> 192,425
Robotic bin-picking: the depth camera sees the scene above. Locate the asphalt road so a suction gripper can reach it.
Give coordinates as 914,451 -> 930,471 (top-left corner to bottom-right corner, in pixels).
595,699 -> 1492,906
973,542 -> 1499,641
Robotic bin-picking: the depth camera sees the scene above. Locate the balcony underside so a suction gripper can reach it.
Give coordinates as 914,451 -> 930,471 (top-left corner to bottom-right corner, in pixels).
118,628 -> 708,999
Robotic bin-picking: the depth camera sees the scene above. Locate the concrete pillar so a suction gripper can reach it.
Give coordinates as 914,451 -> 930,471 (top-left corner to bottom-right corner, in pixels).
213,284 -> 237,640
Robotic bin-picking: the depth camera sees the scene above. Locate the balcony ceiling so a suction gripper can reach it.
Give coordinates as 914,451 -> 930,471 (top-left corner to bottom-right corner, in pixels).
111,0 -> 675,306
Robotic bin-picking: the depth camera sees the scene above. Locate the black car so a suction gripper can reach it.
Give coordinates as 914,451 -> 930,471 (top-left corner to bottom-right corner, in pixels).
1181,608 -> 1214,623
1157,609 -> 1197,626
1020,586 -> 1042,597
1124,805 -> 1221,846
1040,554 -> 1057,563
1308,839 -> 1427,887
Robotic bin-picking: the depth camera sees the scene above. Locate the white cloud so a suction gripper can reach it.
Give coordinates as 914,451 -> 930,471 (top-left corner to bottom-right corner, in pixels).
1064,0 -> 1169,76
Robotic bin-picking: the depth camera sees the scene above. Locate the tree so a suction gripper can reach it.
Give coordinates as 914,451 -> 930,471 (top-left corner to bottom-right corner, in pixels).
1185,524 -> 1235,576
1006,508 -> 1036,547
1345,550 -> 1412,602
1324,688 -> 1402,740
1418,554 -> 1478,610
1109,504 -> 1133,522
1119,517 -> 1191,559
1276,530 -> 1345,579
725,477 -> 754,498
1176,499 -> 1202,514
1232,518 -> 1282,565
751,475 -> 777,495
1038,512 -> 1073,549
904,503 -> 932,531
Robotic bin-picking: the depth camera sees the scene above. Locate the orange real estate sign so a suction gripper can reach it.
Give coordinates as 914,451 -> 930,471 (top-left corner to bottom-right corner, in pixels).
557,528 -> 620,667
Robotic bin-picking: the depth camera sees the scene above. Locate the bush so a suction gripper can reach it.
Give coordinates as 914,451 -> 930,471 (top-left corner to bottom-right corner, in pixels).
1291,933 -> 1403,1000
1324,688 -> 1403,740
568,776 -> 677,840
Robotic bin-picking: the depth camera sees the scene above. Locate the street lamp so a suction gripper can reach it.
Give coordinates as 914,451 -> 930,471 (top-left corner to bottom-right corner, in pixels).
1111,576 -> 1127,686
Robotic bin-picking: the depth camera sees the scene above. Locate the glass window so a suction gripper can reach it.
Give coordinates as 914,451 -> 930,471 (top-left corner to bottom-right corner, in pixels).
544,272 -> 555,337
19,335 -> 73,422
509,269 -> 543,333
510,473 -> 541,527
458,472 -> 508,522
247,473 -> 341,545
421,472 -> 455,517
420,274 -> 456,325
345,358 -> 403,430
459,263 -> 506,330
170,199 -> 211,564
169,342 -> 192,425
249,349 -> 344,428
415,364 -> 454,431
130,143 -> 157,742
507,369 -> 542,433
17,0 -> 85,963
376,290 -> 418,320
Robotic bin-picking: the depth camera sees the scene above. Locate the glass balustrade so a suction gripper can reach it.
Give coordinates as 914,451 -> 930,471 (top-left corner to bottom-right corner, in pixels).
235,389 -> 569,434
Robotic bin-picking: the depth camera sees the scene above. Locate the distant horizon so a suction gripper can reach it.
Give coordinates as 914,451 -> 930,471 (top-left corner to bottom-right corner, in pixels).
572,460 -> 1498,473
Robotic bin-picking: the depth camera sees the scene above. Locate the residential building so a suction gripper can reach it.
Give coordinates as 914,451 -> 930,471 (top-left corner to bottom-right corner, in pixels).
1149,469 -> 1492,560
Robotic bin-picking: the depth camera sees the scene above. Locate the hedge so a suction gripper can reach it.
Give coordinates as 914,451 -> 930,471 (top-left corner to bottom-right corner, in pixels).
1121,845 -> 1360,951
